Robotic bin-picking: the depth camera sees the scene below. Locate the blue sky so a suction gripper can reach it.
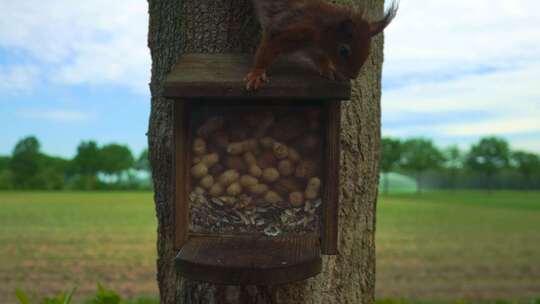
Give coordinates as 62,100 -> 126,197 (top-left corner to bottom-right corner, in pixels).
382,0 -> 540,152
1,0 -> 539,158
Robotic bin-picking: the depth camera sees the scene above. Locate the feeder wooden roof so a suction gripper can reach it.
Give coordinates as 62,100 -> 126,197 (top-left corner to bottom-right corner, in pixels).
163,53 -> 351,100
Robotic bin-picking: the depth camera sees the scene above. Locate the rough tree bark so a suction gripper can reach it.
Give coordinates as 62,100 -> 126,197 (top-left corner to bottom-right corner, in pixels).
147,0 -> 385,303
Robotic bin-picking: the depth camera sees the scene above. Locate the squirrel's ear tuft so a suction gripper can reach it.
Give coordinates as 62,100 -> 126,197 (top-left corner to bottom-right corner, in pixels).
337,18 -> 354,38
368,0 -> 399,37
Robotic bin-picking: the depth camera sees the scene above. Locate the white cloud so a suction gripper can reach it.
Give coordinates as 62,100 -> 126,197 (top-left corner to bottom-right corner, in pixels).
19,109 -> 93,123
0,65 -> 39,92
441,117 -> 540,137
381,0 -> 540,152
383,62 -> 540,115
0,0 -> 149,94
382,63 -> 540,141
384,0 -> 540,79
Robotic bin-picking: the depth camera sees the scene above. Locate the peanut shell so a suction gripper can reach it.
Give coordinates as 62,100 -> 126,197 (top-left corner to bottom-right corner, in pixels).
217,169 -> 240,186
209,183 -> 224,196
295,160 -> 318,179
191,163 -> 208,179
200,175 -> 214,189
227,142 -> 245,155
248,183 -> 269,196
278,178 -> 302,193
278,159 -> 294,176
272,142 -> 289,159
193,138 -> 206,156
248,164 -> 262,178
305,177 -> 321,200
264,191 -> 283,204
262,168 -> 280,183
239,175 -> 258,188
226,182 -> 242,196
243,152 -> 257,165
201,153 -> 219,167
289,192 -> 305,208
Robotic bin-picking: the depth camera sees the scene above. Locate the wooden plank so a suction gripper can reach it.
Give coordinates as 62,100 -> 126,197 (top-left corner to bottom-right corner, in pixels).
175,235 -> 322,285
174,102 -> 189,250
321,101 -> 341,255
183,103 -> 193,240
163,54 -> 350,101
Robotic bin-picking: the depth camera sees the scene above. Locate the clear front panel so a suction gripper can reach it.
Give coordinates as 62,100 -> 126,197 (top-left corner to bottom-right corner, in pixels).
188,104 -> 323,236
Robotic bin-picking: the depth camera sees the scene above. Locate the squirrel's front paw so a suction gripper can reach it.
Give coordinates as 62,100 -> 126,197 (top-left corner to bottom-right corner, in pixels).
319,63 -> 337,81
244,69 -> 268,90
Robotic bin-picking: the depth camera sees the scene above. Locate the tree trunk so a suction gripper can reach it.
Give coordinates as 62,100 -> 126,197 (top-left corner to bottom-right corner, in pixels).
147,1 -> 386,303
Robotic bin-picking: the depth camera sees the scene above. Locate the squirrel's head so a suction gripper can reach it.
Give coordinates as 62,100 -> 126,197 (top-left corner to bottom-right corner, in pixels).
324,1 -> 399,80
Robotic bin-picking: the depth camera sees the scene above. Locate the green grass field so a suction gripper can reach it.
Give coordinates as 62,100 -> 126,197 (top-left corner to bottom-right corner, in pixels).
377,191 -> 540,301
0,192 -> 157,303
1,191 -> 539,303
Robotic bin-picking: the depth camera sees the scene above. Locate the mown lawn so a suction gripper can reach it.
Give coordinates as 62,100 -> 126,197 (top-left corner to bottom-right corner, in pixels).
1,191 -> 539,303
0,192 -> 157,303
376,191 -> 540,301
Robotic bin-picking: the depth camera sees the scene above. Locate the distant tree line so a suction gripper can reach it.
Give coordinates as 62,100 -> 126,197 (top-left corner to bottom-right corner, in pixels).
0,136 -> 151,190
380,137 -> 540,193
2,135 -> 538,192
381,136 -> 540,193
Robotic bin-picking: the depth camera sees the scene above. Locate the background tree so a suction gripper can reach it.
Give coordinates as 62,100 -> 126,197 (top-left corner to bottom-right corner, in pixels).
466,136 -> 510,191
0,156 -> 9,171
0,155 -> 13,189
511,151 -> 540,189
380,137 -> 402,194
148,0 -> 386,303
134,149 -> 150,173
99,143 -> 135,182
443,145 -> 462,190
73,141 -> 101,176
10,136 -> 42,189
71,141 -> 102,189
37,155 -> 69,190
401,138 -> 444,193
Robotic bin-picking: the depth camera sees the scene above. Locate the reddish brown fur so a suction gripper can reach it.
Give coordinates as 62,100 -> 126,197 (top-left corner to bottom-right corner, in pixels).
246,0 -> 398,90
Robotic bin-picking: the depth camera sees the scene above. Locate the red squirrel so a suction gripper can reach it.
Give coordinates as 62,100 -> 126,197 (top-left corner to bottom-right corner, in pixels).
245,0 -> 399,90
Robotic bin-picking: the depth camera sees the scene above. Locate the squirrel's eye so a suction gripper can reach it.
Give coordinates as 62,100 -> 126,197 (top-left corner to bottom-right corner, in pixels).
339,44 -> 351,58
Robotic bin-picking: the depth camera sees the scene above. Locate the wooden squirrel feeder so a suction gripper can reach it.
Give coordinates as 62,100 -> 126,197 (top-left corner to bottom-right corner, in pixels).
163,53 -> 350,286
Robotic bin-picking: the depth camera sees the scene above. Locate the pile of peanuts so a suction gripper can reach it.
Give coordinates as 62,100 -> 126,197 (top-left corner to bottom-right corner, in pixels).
190,109 -> 322,209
